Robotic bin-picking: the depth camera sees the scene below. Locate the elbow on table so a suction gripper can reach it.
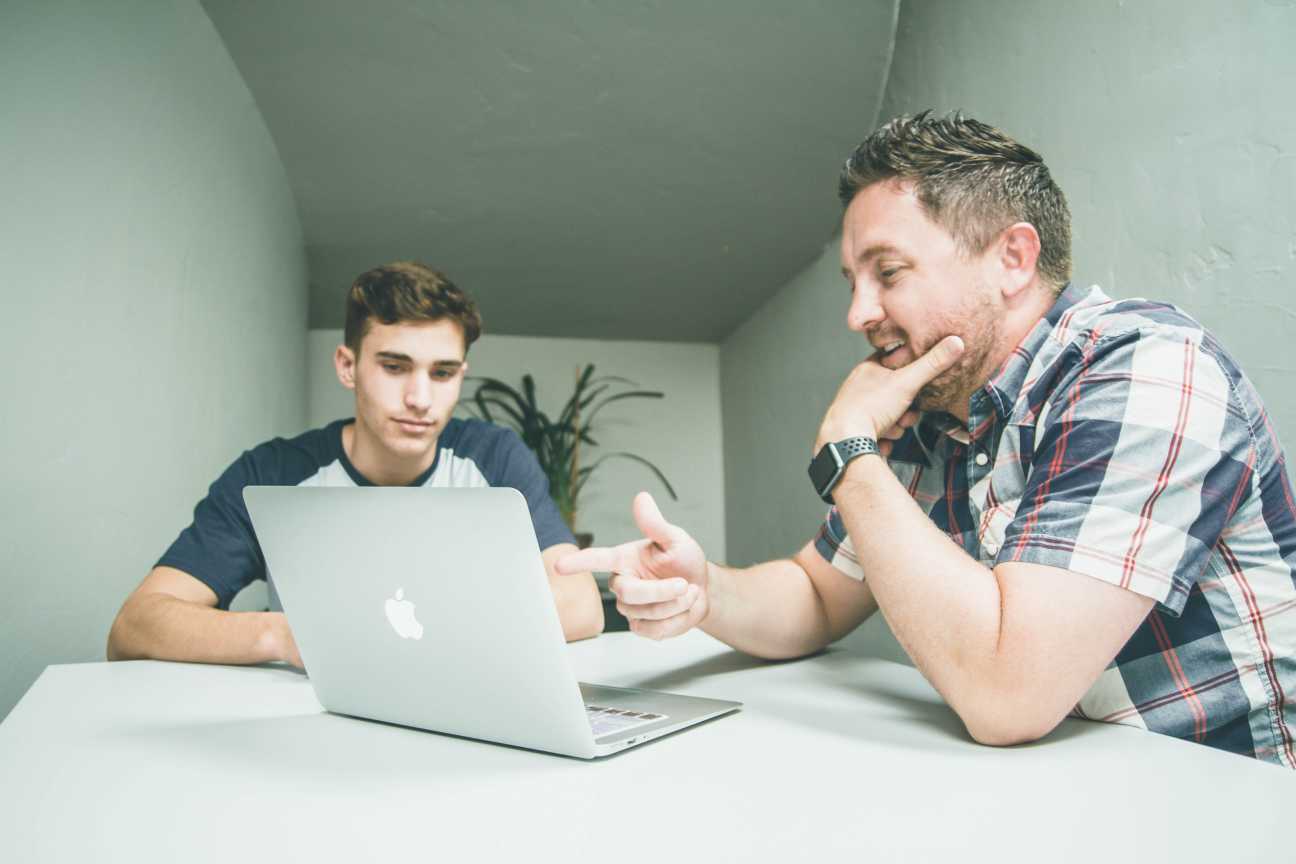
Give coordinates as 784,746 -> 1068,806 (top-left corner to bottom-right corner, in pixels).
958,699 -> 1067,748
105,602 -> 138,661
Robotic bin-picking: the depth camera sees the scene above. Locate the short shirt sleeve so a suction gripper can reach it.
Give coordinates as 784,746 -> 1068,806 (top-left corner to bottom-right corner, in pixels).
156,450 -> 267,610
489,429 -> 578,550
1000,328 -> 1251,614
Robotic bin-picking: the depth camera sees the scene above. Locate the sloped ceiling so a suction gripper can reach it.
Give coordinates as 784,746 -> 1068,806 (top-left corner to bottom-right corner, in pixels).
202,0 -> 897,341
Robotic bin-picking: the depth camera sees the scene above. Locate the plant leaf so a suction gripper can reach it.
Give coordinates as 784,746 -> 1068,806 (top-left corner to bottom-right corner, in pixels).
574,451 -> 677,500
474,395 -> 526,430
583,390 -> 665,428
522,374 -> 538,411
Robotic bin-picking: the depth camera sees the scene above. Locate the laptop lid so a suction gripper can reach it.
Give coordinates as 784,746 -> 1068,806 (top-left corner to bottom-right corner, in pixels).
244,485 -> 599,758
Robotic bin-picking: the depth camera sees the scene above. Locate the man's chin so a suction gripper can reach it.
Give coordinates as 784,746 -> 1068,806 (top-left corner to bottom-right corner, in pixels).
915,375 -> 966,416
385,430 -> 438,456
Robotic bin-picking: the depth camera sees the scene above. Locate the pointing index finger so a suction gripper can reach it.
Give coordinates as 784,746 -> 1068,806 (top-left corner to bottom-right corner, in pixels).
556,544 -> 636,575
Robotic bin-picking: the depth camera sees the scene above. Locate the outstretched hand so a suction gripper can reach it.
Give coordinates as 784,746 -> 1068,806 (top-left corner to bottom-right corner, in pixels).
556,492 -> 709,640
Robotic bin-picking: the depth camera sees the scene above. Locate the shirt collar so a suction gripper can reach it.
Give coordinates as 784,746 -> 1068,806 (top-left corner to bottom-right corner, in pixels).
890,411 -> 965,466
980,281 -> 1089,423
894,282 -> 1090,462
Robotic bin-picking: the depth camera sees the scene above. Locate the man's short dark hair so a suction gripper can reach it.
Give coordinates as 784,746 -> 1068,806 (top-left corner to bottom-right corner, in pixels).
839,111 -> 1072,291
343,261 -> 483,355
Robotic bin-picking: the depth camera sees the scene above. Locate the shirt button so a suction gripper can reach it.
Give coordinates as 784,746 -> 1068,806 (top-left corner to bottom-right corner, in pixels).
983,542 -> 999,557
974,451 -> 989,467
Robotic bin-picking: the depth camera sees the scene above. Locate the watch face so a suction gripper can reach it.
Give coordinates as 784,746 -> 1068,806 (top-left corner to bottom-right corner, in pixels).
807,444 -> 842,498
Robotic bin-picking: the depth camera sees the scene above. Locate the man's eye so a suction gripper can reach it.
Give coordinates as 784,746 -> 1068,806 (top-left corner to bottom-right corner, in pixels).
382,364 -> 403,373
432,370 -> 453,380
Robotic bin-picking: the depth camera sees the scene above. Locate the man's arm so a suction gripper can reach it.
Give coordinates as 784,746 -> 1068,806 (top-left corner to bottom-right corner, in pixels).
106,565 -> 301,666
540,544 -> 604,641
686,546 -> 877,659
814,333 -> 1164,745
831,458 -> 1153,745
557,493 -> 878,658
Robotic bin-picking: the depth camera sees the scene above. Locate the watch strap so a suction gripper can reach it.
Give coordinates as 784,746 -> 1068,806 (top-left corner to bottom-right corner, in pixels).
834,436 -> 880,462
809,435 -> 881,504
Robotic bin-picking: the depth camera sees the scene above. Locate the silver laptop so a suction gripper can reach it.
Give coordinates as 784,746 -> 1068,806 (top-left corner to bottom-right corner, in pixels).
243,485 -> 740,758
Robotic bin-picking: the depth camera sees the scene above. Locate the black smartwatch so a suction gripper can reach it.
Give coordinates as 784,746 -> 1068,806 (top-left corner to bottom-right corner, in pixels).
807,436 -> 881,504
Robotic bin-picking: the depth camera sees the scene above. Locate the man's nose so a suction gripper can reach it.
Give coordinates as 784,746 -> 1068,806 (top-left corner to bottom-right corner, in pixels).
847,283 -> 884,332
404,377 -> 433,412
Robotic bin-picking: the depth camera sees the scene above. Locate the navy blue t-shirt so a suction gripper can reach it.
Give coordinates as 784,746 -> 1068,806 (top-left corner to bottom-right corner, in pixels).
158,417 -> 575,609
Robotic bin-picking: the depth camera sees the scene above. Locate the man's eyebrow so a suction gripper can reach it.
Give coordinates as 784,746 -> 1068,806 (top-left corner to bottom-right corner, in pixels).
854,243 -> 904,266
373,351 -> 463,368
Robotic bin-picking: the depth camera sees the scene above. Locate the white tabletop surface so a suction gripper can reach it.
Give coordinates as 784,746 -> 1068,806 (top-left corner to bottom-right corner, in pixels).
1,631 -> 1290,862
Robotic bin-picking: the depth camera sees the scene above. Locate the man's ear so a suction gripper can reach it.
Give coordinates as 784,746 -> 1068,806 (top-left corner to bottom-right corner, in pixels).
334,344 -> 357,391
997,222 -> 1042,300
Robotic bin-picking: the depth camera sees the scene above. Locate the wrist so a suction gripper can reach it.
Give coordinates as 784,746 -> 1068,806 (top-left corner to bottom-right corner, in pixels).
698,561 -> 723,626
808,435 -> 882,504
816,425 -> 878,457
834,449 -> 891,500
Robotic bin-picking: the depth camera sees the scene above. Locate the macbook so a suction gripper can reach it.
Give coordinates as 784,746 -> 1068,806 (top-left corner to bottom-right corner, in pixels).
243,485 -> 740,758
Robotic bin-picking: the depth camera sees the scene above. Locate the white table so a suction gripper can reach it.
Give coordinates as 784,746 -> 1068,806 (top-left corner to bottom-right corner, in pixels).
1,632 -> 1290,862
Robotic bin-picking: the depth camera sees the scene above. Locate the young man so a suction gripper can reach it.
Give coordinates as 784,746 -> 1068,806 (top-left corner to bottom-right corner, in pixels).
109,261 -> 602,667
561,113 -> 1296,766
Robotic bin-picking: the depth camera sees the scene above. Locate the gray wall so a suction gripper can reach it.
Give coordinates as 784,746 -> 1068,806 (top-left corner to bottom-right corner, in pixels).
720,0 -> 1296,661
0,0 -> 307,719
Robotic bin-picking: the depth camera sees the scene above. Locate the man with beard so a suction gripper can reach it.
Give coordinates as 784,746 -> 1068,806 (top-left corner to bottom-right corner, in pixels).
560,112 -> 1296,766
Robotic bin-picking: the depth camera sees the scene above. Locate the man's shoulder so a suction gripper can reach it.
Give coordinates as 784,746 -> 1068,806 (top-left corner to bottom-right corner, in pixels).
436,417 -> 537,483
1025,288 -> 1270,442
440,416 -> 522,452
1033,287 -> 1247,388
231,419 -> 349,486
1053,288 -> 1209,353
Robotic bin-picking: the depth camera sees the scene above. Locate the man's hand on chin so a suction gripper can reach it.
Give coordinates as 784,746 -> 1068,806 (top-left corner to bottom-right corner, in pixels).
815,335 -> 965,454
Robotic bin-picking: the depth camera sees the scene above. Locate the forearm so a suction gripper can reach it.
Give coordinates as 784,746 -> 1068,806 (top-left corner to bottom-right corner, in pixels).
542,544 -> 603,641
551,573 -> 604,641
833,458 -> 1003,715
701,559 -> 836,660
107,593 -> 292,665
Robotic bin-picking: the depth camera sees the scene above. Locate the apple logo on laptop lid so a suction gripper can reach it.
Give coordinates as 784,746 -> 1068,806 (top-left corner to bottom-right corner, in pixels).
384,588 -> 424,640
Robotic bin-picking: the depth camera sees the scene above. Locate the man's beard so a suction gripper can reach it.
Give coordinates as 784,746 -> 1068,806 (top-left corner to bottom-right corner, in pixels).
912,292 -> 1000,416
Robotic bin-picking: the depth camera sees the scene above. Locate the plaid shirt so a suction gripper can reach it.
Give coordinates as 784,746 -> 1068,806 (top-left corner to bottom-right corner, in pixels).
816,283 -> 1296,766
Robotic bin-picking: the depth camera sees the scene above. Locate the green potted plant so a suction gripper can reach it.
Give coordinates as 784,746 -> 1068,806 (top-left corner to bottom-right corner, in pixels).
464,364 -> 677,546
